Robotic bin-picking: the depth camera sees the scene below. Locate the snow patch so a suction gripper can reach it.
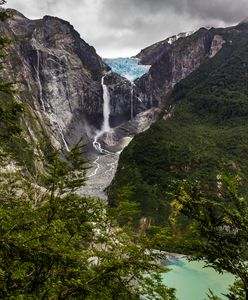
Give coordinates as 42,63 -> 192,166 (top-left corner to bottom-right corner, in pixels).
167,31 -> 195,44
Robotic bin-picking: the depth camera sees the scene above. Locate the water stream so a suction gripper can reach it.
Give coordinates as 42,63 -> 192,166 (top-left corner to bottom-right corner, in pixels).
130,83 -> 134,120
36,50 -> 46,112
35,49 -> 70,152
84,59 -> 151,199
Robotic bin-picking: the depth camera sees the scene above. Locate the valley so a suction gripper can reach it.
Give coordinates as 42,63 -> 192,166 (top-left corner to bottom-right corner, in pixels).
1,5 -> 248,299
81,57 -> 152,199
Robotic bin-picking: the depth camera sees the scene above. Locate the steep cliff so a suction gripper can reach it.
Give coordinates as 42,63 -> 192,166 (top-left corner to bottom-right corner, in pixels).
0,9 -> 228,158
0,9 -> 142,155
2,10 -> 108,148
109,21 -> 248,227
134,24 -> 248,111
135,28 -> 216,108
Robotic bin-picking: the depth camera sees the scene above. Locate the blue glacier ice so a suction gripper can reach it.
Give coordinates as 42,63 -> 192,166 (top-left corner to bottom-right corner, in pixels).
104,57 -> 150,82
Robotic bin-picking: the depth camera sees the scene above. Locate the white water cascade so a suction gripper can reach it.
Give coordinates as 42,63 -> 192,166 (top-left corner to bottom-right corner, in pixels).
57,120 -> 70,152
101,74 -> 111,132
84,58 -> 152,199
92,73 -> 112,153
48,113 -> 70,152
35,49 -> 70,152
88,72 -> 118,187
36,50 -> 46,112
130,82 -> 134,120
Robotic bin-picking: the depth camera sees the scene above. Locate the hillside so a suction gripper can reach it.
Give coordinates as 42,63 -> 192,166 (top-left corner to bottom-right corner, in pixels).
108,22 -> 248,230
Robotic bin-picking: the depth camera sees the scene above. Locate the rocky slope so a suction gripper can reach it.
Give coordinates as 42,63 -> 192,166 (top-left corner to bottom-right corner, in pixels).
109,21 -> 248,227
0,9 -> 227,156
0,9 -> 145,154
134,22 -> 248,111
134,28 -> 224,108
1,8 -> 241,201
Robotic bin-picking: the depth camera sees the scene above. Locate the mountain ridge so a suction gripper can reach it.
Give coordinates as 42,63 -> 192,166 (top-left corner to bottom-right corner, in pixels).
0,7 -> 239,201
109,20 -> 248,231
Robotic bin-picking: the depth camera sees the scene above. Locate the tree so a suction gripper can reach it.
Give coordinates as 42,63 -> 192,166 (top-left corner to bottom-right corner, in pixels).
0,2 -> 176,298
0,145 -> 176,299
173,173 -> 248,299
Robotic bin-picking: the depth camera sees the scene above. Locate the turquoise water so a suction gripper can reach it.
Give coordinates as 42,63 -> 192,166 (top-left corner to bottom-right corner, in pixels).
104,57 -> 150,82
162,258 -> 235,300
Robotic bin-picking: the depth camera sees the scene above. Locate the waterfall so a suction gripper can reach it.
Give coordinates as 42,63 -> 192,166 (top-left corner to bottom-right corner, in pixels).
48,113 -> 70,152
93,131 -> 104,153
57,121 -> 70,152
101,74 -> 111,132
92,73 -> 112,153
130,83 -> 134,120
36,50 -> 46,111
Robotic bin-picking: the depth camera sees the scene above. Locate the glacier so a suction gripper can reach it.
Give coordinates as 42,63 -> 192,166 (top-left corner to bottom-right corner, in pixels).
104,57 -> 150,82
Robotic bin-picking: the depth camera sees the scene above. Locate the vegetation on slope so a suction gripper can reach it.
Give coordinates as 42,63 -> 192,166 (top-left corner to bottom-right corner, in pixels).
174,173 -> 248,300
0,145 -> 176,299
108,31 -> 248,239
0,3 -> 176,299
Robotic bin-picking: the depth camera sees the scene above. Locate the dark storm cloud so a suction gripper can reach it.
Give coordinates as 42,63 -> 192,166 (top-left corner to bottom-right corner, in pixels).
5,0 -> 248,57
102,0 -> 248,29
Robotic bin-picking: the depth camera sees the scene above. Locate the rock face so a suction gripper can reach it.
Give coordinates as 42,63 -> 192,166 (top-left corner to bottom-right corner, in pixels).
209,35 -> 225,58
0,9 -> 239,158
104,73 -> 150,128
0,10 -> 105,149
135,23 -> 248,110
135,28 -> 215,107
0,9 -> 139,150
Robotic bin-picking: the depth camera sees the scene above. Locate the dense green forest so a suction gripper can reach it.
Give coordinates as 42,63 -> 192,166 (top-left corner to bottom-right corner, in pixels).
109,33 -> 248,232
108,34 -> 248,298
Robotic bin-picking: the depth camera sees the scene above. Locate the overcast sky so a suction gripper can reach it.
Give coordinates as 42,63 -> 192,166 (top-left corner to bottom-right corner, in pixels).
5,0 -> 248,57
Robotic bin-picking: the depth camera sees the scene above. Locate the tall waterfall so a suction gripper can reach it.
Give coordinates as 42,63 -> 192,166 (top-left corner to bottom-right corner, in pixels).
130,83 -> 134,120
103,57 -> 151,123
92,73 -> 112,153
57,120 -> 70,152
86,58 -> 151,197
36,50 -> 46,111
35,49 -> 70,152
101,74 -> 111,132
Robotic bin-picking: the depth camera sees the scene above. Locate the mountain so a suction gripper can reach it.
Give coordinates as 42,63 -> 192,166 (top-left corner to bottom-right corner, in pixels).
134,27 -> 225,108
0,9 -> 146,156
1,9 -> 225,187
2,8 -> 244,206
108,21 -> 248,230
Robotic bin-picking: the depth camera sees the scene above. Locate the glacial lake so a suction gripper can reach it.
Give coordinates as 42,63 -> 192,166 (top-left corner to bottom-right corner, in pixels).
162,258 -> 235,300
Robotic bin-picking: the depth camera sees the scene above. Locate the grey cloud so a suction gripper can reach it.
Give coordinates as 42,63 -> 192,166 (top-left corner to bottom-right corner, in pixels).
101,0 -> 248,29
5,0 -> 248,57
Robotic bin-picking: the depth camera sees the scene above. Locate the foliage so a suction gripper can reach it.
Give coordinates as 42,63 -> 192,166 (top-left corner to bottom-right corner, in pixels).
173,173 -> 248,299
226,279 -> 246,300
0,2 -> 176,297
206,289 -> 222,300
108,33 -> 248,239
0,2 -> 37,172
0,145 -> 176,299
